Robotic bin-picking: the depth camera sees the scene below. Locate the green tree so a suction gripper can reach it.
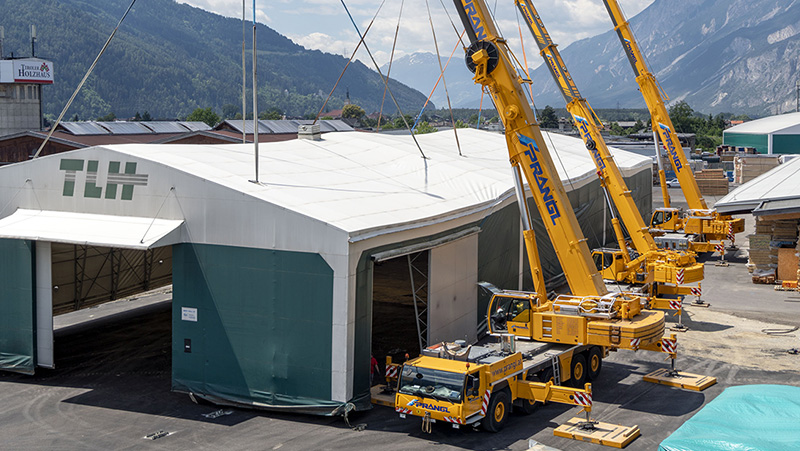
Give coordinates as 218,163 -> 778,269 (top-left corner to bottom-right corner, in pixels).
609,122 -> 625,136
539,105 -> 558,128
221,104 -> 239,120
454,119 -> 469,129
668,101 -> 697,133
141,111 -> 152,121
342,104 -> 366,119
133,111 -> 142,121
259,108 -> 283,120
186,107 -> 221,127
414,121 -> 438,134
96,112 -> 116,121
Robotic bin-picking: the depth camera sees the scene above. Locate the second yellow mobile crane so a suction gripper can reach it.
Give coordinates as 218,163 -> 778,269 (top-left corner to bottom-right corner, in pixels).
388,0 -> 716,445
514,0 -> 704,311
601,0 -> 744,253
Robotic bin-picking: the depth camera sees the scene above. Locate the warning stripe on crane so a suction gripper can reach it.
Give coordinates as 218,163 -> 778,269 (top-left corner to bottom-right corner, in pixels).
630,338 -> 640,350
727,224 -> 735,242
676,268 -> 685,284
396,407 -> 412,415
443,416 -> 464,424
480,390 -> 491,416
691,287 -> 701,296
573,391 -> 592,407
385,365 -> 399,379
715,243 -> 724,254
669,299 -> 682,310
662,338 -> 677,354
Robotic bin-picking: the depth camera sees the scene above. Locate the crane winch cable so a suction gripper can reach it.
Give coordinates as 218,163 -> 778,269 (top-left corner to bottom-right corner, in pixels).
515,7 -> 536,101
378,0 -> 405,133
339,0 -> 427,159
313,0 -> 386,126
33,0 -> 138,159
410,33 -> 465,132
426,0 -> 462,156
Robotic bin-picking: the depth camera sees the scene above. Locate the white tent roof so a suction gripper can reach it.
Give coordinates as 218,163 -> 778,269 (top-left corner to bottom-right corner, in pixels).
724,112 -> 800,135
716,157 -> 800,213
99,129 -> 650,236
0,209 -> 183,249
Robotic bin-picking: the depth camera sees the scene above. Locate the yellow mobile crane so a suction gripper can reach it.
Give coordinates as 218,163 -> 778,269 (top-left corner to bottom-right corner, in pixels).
601,0 -> 744,252
391,0 -> 714,443
514,0 -> 703,309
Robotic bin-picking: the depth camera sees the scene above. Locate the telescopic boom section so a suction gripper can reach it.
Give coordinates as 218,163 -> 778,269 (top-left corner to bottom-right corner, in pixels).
516,0 -> 657,254
454,0 -> 607,297
602,0 -> 707,211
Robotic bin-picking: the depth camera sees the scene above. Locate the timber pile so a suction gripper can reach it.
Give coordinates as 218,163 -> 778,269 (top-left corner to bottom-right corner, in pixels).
749,218 -> 776,283
734,155 -> 780,184
694,168 -> 728,196
750,218 -> 800,284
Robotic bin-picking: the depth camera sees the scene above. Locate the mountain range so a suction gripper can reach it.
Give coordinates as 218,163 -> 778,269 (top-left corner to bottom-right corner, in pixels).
0,0 -> 429,120
385,0 -> 800,116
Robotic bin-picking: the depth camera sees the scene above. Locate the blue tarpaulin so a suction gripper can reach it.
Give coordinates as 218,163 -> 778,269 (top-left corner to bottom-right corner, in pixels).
659,385 -> 800,451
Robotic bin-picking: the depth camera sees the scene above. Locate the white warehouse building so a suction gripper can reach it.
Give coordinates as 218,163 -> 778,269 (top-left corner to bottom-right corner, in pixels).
0,129 -> 651,413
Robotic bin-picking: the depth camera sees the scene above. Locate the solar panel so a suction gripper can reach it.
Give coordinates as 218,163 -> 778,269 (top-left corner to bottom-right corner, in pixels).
98,122 -> 153,134
180,122 -> 212,132
59,122 -> 111,135
261,120 -> 298,134
142,122 -> 191,133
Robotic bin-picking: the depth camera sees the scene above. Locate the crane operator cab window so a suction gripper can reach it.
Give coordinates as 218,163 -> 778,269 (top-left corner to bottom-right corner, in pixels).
652,210 -> 672,227
490,296 -> 531,332
592,251 -> 614,271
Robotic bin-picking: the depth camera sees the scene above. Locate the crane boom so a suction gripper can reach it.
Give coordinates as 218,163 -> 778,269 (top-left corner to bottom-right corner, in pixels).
453,0 -> 607,296
601,0 -> 707,210
516,0 -> 656,254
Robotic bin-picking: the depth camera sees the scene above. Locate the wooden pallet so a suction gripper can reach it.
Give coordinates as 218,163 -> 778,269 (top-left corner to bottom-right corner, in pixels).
554,417 -> 640,448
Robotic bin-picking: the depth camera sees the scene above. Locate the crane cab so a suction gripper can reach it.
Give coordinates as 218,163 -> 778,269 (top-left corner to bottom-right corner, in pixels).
650,208 -> 683,232
488,293 -> 535,337
592,249 -> 628,282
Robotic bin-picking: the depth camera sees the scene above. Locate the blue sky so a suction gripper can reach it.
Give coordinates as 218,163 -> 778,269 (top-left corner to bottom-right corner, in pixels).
178,0 -> 655,67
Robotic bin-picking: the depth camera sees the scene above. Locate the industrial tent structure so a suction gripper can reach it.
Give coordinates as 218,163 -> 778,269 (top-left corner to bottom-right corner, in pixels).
723,112 -> 800,154
0,128 -> 651,414
715,156 -> 800,215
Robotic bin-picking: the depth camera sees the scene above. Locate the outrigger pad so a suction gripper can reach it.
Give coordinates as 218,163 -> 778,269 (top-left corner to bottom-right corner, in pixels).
370,385 -> 395,407
643,368 -> 717,391
554,417 -> 640,448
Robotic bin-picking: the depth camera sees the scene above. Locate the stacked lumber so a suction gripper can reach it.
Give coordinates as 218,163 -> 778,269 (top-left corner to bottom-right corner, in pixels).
750,218 -> 800,284
694,168 -> 729,196
749,218 -> 776,283
733,155 -> 780,184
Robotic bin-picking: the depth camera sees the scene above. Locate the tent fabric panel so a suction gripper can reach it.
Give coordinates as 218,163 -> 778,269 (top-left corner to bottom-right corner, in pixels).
0,239 -> 36,374
0,209 -> 183,250
772,134 -> 800,154
659,385 -> 800,451
171,243 -> 336,411
723,132 -> 769,153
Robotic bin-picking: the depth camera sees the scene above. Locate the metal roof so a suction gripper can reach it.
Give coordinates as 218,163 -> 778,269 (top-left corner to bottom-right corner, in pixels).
58,122 -> 111,135
97,122 -> 153,135
220,119 -> 353,134
716,157 -> 800,213
724,112 -> 800,135
141,122 -> 192,133
180,122 -> 212,132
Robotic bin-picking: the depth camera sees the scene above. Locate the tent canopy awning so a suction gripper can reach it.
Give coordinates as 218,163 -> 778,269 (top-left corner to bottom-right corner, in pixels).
0,209 -> 183,249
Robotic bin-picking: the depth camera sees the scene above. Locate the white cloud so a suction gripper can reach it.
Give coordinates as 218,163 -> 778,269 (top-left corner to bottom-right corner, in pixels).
180,0 -> 654,67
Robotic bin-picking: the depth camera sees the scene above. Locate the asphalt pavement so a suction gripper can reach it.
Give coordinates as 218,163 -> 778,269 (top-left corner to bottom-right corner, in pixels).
0,185 -> 798,450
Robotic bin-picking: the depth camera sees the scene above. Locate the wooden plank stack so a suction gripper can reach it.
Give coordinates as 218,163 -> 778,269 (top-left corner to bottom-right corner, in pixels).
750,218 -> 800,284
694,168 -> 729,196
733,155 -> 780,184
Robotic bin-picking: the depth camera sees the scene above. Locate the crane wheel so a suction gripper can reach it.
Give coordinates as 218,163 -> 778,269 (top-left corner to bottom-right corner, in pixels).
588,347 -> 603,381
569,353 -> 587,388
514,397 -> 538,415
483,390 -> 510,432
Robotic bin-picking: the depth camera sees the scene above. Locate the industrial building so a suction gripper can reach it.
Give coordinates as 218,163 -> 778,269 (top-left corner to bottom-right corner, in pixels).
723,112 -> 800,154
0,129 -> 651,413
0,57 -> 53,136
